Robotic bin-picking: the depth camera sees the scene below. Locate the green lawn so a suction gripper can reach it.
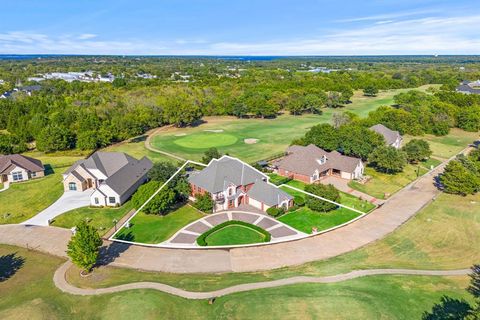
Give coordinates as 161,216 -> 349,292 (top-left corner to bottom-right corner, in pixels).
0,152 -> 84,224
102,138 -> 178,164
203,224 -> 267,246
280,179 -> 375,213
403,128 -> 479,159
64,192 -> 479,293
114,205 -> 204,243
0,244 -> 471,319
51,202 -> 134,236
278,207 -> 361,234
150,86 -> 436,163
349,165 -> 428,200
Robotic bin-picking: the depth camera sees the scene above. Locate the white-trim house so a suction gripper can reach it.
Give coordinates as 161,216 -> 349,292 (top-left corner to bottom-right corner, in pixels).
62,152 -> 153,207
0,154 -> 45,184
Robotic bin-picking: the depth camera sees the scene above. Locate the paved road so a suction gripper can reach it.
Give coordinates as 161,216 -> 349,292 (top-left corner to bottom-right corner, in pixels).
21,190 -> 92,226
54,261 -> 470,299
0,148 -> 470,273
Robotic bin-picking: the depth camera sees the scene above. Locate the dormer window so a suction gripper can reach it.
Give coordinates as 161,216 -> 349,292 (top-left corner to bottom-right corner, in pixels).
316,155 -> 326,165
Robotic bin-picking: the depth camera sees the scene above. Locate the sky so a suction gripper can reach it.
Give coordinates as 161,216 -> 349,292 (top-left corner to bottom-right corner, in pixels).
1,0 -> 479,55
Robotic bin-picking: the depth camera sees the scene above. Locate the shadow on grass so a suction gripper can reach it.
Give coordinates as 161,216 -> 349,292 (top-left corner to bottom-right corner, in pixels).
422,296 -> 472,320
130,135 -> 147,143
0,253 -> 25,282
97,241 -> 131,266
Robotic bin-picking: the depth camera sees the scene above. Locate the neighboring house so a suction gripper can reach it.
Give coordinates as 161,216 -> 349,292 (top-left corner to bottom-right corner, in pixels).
370,124 -> 403,149
456,80 -> 480,95
273,144 -> 364,183
189,155 -> 293,212
0,154 -> 45,184
62,152 -> 153,207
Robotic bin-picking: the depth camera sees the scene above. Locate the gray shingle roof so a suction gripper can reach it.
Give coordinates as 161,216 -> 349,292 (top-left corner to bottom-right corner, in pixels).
273,144 -> 362,176
104,157 -> 153,195
83,151 -> 137,177
0,154 -> 44,174
456,81 -> 480,94
247,180 -> 293,206
188,156 -> 266,194
369,124 -> 401,145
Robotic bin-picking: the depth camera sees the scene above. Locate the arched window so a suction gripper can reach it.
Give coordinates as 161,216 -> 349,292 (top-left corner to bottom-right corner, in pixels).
68,182 -> 77,191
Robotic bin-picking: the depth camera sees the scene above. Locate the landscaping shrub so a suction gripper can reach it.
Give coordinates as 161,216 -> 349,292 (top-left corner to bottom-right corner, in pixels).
293,195 -> 305,207
197,220 -> 271,246
193,193 -> 214,213
305,184 -> 340,212
266,207 -> 285,217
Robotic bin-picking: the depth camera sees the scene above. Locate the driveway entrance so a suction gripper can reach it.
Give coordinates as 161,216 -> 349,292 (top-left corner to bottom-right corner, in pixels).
21,190 -> 92,226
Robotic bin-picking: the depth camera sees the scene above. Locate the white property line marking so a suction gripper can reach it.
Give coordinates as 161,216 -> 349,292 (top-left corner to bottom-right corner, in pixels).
279,184 -> 366,216
109,160 -> 207,241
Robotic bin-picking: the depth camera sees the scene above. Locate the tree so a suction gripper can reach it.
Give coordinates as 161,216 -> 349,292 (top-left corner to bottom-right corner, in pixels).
36,125 -> 74,152
326,92 -> 342,108
363,85 -> 379,97
67,221 -> 102,273
304,93 -> 326,114
148,162 -> 177,182
440,160 -> 480,196
331,112 -> 353,129
202,147 -> 221,164
368,146 -> 407,173
305,184 -> 340,212
304,124 -> 339,151
457,106 -> 480,132
193,193 -> 214,213
130,181 -> 177,214
338,125 -> 385,160
402,139 -> 432,163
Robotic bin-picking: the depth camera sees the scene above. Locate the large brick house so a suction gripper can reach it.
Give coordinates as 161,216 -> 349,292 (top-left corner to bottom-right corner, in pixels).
273,144 -> 364,184
62,152 -> 152,207
188,156 -> 293,212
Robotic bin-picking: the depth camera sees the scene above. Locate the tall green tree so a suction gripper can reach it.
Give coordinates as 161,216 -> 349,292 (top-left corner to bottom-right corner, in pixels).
440,160 -> 480,196
368,146 -> 408,173
67,221 -> 103,273
402,139 -> 432,163
305,184 -> 340,212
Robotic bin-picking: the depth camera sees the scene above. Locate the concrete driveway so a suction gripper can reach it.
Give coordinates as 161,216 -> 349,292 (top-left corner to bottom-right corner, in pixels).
21,190 -> 92,226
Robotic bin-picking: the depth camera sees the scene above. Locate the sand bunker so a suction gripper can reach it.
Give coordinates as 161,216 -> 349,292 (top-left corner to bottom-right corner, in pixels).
174,133 -> 187,137
204,129 -> 224,133
244,138 -> 259,144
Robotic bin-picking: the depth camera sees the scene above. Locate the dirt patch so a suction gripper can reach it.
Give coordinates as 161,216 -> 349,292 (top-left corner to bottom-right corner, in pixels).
244,138 -> 259,144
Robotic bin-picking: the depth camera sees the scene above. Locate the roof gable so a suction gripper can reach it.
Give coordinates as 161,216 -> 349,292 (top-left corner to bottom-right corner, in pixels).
0,154 -> 44,174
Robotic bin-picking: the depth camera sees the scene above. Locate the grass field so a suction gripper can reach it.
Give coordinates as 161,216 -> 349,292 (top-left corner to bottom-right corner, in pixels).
0,243 -> 472,319
404,128 -> 479,159
0,151 -> 84,224
51,202 -> 134,236
149,86 -> 435,163
203,224 -> 267,246
114,205 -> 204,243
63,192 -> 479,294
279,207 -> 361,234
349,164 -> 429,199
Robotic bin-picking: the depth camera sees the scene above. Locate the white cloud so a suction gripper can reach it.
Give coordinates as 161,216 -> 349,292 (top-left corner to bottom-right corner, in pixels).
0,13 -> 479,55
78,33 -> 97,40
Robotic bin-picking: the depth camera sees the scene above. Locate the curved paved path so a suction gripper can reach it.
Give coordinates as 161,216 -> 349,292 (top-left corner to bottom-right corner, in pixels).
54,261 -> 470,299
0,148 -> 471,273
144,127 -> 187,161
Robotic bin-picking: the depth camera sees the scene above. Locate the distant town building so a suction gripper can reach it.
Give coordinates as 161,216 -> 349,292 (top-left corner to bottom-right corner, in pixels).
456,80 -> 480,95
28,71 -> 115,83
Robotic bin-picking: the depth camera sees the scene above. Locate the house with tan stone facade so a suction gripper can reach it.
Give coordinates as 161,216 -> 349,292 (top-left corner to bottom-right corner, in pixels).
62,151 -> 152,207
0,154 -> 44,184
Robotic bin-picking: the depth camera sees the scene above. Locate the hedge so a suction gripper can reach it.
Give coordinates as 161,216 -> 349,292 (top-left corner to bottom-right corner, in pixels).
196,220 -> 271,246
